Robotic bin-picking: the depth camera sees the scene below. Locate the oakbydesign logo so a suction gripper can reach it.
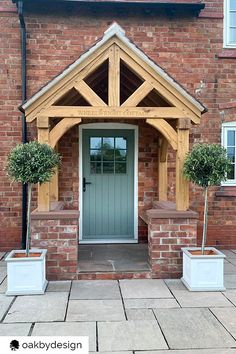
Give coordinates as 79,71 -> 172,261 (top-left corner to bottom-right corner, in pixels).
10,340 -> 20,351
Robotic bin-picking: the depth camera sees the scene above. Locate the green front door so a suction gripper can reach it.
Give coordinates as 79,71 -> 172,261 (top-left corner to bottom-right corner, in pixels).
82,129 -> 135,242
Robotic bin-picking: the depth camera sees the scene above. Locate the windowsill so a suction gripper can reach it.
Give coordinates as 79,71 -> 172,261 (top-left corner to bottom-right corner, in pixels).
215,186 -> 236,197
218,49 -> 236,59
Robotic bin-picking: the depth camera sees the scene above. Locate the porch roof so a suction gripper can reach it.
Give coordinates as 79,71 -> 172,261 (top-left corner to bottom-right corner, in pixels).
20,22 -> 206,115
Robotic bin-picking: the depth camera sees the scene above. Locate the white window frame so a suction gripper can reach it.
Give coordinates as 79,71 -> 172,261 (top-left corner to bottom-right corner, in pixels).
224,0 -> 236,48
221,121 -> 236,186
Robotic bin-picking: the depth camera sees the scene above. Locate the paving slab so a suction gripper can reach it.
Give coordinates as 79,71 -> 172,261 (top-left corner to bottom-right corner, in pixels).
0,278 -> 7,294
67,299 -> 125,321
124,298 -> 179,309
154,308 -> 235,349
0,295 -> 14,321
119,279 -> 172,299
4,292 -> 68,323
0,260 -> 6,267
95,352 -> 133,354
32,322 -> 96,351
225,275 -> 236,289
126,309 -> 155,320
70,280 -> 120,300
228,258 -> 236,266
222,250 -> 236,258
0,252 -> 5,260
135,350 -> 236,354
171,290 -> 233,308
211,307 -> 236,340
224,290 -> 236,305
0,323 -> 31,336
98,320 -> 168,351
46,281 -> 71,292
164,279 -> 186,291
224,261 -> 236,274
0,268 -> 7,283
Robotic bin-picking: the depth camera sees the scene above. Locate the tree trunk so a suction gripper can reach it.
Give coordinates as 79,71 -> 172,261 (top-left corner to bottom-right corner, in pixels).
201,186 -> 208,255
25,183 -> 33,257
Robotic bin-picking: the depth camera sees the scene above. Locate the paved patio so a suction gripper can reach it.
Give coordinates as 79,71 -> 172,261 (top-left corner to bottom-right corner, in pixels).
0,250 -> 236,353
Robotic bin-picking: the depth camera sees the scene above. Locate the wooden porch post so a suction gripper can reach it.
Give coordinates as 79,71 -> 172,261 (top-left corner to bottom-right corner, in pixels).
37,116 -> 50,212
158,138 -> 168,201
49,144 -> 59,203
176,119 -> 190,211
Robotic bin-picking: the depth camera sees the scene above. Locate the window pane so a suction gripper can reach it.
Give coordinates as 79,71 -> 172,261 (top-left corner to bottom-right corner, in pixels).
227,147 -> 235,162
90,137 -> 102,149
227,164 -> 235,179
230,13 -> 236,26
230,0 -> 236,11
90,149 -> 102,161
229,28 -> 236,42
90,162 -> 101,174
115,162 -> 126,173
227,130 -> 235,146
103,137 -> 114,149
115,137 -> 127,149
115,149 -> 127,161
103,162 -> 114,173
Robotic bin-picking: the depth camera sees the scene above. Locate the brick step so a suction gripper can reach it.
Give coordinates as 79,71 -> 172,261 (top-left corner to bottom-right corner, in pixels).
77,271 -> 152,280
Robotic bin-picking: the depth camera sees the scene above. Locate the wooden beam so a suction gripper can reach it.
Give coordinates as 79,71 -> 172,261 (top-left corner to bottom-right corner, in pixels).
49,118 -> 81,148
176,128 -> 189,211
37,117 -> 50,212
146,118 -> 178,150
44,106 -> 186,120
74,81 -> 107,107
108,44 -> 120,106
122,81 -> 153,107
158,138 -> 168,201
50,144 -> 59,202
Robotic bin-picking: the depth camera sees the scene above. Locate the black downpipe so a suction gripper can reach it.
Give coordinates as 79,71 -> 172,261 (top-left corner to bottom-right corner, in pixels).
18,1 -> 27,249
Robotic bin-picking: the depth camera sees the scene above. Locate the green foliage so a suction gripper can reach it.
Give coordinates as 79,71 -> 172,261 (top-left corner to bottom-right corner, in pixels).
183,144 -> 231,188
6,141 -> 61,185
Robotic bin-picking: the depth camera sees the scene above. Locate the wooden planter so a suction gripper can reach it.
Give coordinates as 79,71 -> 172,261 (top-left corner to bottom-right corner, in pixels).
5,249 -> 48,295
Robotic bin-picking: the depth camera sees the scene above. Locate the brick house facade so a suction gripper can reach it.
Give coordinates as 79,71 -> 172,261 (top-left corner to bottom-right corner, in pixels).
0,0 -> 236,279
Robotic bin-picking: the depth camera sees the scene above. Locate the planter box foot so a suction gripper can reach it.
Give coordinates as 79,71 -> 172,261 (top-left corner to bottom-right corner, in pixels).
181,277 -> 226,292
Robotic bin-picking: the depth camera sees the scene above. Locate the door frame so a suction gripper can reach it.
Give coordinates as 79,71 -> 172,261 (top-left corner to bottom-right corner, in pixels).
79,122 -> 139,243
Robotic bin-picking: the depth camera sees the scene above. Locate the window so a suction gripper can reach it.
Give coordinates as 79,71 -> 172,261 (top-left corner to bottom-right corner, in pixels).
222,122 -> 236,185
224,0 -> 236,48
90,137 -> 127,174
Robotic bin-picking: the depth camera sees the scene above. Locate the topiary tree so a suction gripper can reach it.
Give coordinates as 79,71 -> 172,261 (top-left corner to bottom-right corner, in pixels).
183,143 -> 231,254
6,141 -> 61,256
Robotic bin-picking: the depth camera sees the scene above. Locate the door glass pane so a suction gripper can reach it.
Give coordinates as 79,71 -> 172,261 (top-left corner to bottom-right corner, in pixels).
115,162 -> 126,173
90,137 -> 102,149
90,149 -> 102,161
228,130 -> 235,146
115,149 -> 127,161
103,162 -> 114,173
115,137 -> 127,149
103,137 -> 114,149
91,162 -> 101,174
227,147 -> 235,162
103,148 -> 114,161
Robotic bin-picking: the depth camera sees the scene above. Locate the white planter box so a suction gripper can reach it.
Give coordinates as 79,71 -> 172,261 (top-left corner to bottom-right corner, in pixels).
181,247 -> 225,291
5,249 -> 48,296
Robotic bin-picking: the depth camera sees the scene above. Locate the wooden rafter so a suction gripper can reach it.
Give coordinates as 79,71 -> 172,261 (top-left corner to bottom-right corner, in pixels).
146,118 -> 178,150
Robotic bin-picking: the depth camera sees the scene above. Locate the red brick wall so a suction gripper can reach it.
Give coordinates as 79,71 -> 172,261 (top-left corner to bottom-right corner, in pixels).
1,0 -> 236,250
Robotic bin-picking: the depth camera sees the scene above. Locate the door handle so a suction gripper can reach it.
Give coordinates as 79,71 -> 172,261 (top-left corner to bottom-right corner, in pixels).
83,177 -> 92,192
